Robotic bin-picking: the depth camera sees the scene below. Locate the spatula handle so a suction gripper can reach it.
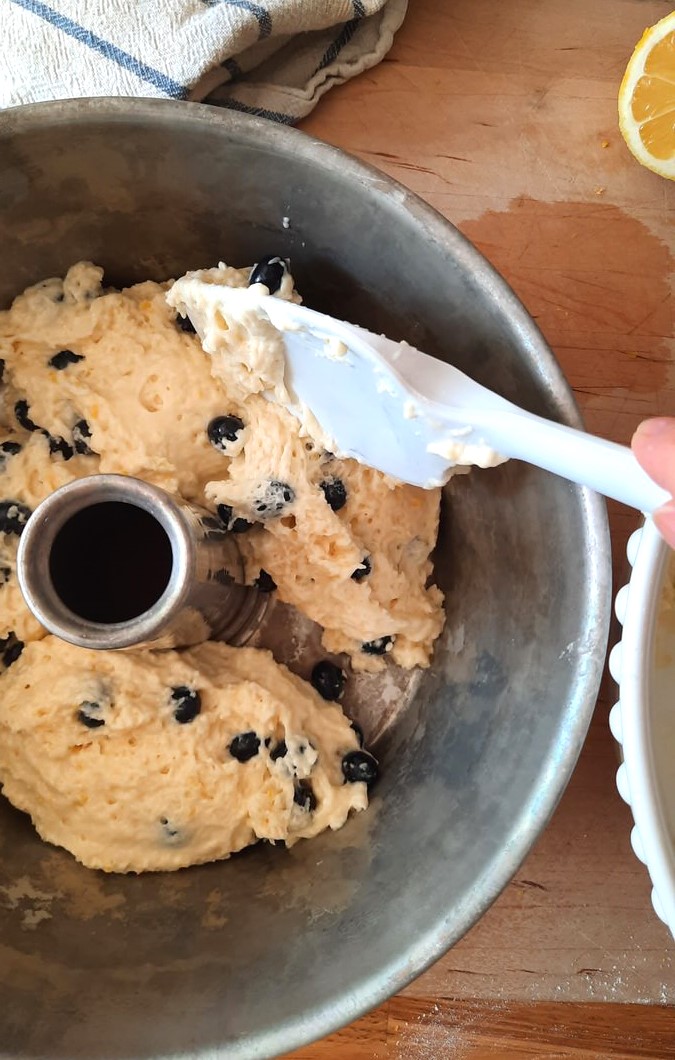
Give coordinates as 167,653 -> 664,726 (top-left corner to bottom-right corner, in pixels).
473,408 -> 669,514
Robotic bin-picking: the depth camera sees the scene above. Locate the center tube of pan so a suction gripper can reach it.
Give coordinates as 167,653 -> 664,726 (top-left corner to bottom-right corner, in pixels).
48,501 -> 173,624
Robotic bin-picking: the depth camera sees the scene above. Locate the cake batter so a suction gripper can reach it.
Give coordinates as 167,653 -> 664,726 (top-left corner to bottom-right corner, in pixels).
0,260 -> 443,871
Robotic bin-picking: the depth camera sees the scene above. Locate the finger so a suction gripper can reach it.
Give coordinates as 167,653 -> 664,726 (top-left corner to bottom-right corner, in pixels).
631,418 -> 675,496
653,501 -> 675,551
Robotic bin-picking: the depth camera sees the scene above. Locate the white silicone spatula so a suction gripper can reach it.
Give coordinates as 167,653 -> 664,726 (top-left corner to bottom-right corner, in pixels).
169,281 -> 669,512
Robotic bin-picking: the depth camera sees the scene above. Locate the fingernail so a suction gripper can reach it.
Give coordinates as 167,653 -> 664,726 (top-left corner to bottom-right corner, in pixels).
634,417 -> 675,440
654,501 -> 675,550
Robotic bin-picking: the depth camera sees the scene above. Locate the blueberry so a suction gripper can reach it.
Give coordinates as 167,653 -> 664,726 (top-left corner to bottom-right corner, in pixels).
311,660 -> 346,702
351,556 -> 372,582
14,400 -> 40,433
0,359 -> 4,383
342,750 -> 379,788
171,686 -> 201,724
229,731 -> 260,762
2,637 -> 23,669
320,478 -> 347,512
270,739 -> 287,761
77,701 -> 105,729
216,503 -> 253,534
0,567 -> 11,585
0,441 -> 21,458
47,434 -> 74,461
350,720 -> 365,747
361,635 -> 394,656
0,500 -> 32,536
175,313 -> 196,334
72,419 -> 96,456
255,569 -> 276,593
48,349 -> 84,370
14,402 -> 74,460
293,780 -> 317,812
0,440 -> 22,471
201,514 -> 227,541
202,515 -> 222,531
207,415 -> 245,452
248,255 -> 289,295
231,517 -> 254,533
253,481 -> 295,518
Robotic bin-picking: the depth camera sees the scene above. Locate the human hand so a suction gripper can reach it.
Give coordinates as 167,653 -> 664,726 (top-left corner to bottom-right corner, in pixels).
632,418 -> 675,548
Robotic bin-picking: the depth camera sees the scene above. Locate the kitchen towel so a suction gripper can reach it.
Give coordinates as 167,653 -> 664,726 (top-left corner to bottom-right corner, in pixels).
2,0 -> 408,122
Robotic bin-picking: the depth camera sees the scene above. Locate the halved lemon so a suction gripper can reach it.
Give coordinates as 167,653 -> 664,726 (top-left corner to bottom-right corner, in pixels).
618,12 -> 675,181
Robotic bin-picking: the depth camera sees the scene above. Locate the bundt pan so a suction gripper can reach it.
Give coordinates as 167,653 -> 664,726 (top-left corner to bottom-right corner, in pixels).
0,99 -> 610,1059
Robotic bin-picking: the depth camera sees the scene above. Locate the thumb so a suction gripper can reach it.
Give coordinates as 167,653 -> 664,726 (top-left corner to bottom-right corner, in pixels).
631,418 -> 675,497
653,502 -> 675,551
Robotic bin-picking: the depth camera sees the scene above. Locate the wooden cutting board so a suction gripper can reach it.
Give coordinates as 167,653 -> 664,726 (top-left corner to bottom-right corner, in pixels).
287,0 -> 675,1054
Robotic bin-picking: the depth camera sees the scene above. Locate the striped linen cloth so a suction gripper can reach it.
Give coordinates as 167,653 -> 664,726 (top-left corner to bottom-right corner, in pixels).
2,0 -> 408,123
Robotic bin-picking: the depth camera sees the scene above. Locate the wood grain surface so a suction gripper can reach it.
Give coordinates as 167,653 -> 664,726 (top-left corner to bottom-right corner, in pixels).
289,999 -> 675,1058
287,0 -> 675,1054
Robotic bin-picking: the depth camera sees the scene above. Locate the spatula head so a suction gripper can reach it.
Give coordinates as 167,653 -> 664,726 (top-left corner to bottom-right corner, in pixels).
167,279 -> 504,488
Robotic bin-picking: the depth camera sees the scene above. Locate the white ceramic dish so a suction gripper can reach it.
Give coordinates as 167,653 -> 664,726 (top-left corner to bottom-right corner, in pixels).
610,519 -> 675,937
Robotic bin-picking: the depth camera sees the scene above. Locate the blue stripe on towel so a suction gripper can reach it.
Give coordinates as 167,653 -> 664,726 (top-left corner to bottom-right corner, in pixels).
221,56 -> 243,81
316,0 -> 365,72
9,0 -> 189,98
